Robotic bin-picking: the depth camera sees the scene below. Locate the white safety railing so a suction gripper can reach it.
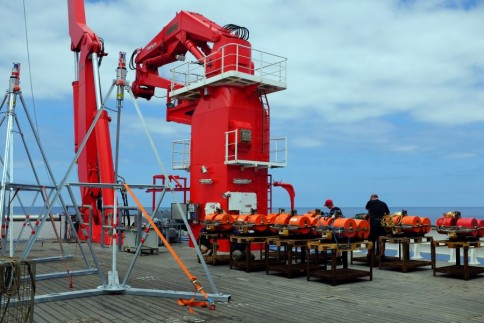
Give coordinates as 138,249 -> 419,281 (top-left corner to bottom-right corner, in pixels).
172,139 -> 190,170
170,43 -> 287,93
225,129 -> 287,168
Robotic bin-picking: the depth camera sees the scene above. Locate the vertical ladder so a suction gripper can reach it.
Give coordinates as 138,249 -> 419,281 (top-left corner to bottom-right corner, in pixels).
258,90 -> 270,155
267,174 -> 273,214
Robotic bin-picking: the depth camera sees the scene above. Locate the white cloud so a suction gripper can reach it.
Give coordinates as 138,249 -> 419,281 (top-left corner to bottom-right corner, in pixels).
2,0 -> 484,206
3,1 -> 483,127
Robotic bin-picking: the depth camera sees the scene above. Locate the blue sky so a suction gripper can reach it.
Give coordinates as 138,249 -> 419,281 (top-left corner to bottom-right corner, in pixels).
1,0 -> 484,211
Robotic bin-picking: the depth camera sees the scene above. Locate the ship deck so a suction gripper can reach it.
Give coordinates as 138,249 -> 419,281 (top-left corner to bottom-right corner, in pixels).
12,237 -> 484,323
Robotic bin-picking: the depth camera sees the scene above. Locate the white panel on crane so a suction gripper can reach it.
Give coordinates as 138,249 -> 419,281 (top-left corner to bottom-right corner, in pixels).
228,192 -> 257,214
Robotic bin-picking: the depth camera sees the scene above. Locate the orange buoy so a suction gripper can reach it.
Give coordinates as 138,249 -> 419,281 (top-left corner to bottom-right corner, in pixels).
477,219 -> 484,238
332,218 -> 357,238
288,215 -> 312,235
304,215 -> 320,235
456,217 -> 478,237
318,216 -> 334,227
234,215 -> 250,224
247,214 -> 269,232
204,213 -> 218,222
266,213 -> 280,224
213,213 -> 234,231
273,213 -> 293,226
435,216 -> 456,234
419,217 -> 431,234
306,215 -> 319,226
401,216 -> 421,233
392,215 -> 403,225
354,219 -> 370,240
302,211 -> 320,219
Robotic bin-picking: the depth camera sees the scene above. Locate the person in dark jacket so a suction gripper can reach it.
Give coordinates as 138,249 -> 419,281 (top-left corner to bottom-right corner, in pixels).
324,199 -> 343,218
365,194 -> 390,259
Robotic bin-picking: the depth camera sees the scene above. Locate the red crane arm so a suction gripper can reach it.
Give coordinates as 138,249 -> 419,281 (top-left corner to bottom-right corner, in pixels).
67,0 -> 115,242
67,0 -> 100,53
131,10 -> 247,101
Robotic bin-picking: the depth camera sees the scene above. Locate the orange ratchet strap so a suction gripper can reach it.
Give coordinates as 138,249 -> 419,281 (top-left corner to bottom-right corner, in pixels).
123,183 -> 215,311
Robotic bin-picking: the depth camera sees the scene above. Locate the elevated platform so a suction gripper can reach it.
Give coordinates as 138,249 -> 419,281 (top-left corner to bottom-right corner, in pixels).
169,44 -> 287,100
170,70 -> 287,100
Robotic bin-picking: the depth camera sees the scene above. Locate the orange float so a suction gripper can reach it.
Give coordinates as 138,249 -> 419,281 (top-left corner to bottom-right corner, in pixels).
318,216 -> 334,228
435,216 -> 456,234
332,218 -> 356,238
304,214 -> 320,235
456,217 -> 478,237
266,213 -> 280,224
478,219 -> 484,238
400,216 -> 421,233
204,213 -> 218,222
213,213 -> 234,231
419,217 -> 431,234
392,215 -> 403,225
354,219 -> 370,240
234,214 -> 250,224
288,215 -> 312,235
247,214 -> 269,232
273,213 -> 293,226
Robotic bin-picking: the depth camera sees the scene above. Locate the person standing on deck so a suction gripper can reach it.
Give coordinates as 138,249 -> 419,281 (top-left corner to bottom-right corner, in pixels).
324,199 -> 343,264
365,194 -> 390,260
324,199 -> 343,218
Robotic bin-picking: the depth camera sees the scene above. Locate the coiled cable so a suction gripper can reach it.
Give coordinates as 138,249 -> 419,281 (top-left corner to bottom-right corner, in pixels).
222,24 -> 250,40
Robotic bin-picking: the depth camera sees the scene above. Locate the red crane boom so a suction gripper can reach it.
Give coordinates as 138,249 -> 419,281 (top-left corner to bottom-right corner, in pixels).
68,0 -> 116,243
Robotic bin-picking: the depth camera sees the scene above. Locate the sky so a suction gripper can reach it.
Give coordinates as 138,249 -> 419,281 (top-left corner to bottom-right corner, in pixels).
1,0 -> 484,211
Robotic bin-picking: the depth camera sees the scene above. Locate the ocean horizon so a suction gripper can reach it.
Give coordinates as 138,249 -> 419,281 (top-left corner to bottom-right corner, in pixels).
277,206 -> 484,223
9,206 -> 484,224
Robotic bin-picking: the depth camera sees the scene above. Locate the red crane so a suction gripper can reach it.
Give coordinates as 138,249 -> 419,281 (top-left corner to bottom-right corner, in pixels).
68,0 -> 116,243
67,1 -> 289,245
130,10 -> 288,243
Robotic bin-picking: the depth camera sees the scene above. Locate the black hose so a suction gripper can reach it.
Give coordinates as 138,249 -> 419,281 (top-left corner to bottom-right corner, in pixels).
98,37 -> 105,67
129,49 -> 140,70
222,24 -> 250,40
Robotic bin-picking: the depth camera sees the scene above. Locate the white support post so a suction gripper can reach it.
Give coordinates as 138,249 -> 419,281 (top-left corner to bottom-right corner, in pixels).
448,249 -> 456,263
411,243 -> 423,259
469,249 -> 480,265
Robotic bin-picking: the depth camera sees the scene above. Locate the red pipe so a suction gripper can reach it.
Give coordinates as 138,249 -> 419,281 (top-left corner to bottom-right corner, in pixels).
273,182 -> 295,211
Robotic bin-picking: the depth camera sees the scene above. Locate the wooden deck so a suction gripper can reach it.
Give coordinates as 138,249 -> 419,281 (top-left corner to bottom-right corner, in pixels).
8,238 -> 484,322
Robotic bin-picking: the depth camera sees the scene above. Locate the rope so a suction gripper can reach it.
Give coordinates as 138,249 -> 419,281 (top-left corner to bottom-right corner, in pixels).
0,260 -> 21,297
123,183 -> 215,311
0,259 -> 35,321
381,215 -> 395,231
